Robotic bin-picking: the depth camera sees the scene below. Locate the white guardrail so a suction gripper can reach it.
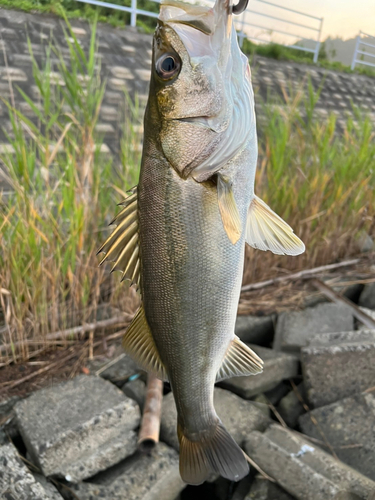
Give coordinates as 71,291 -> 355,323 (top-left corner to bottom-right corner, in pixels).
351,31 -> 375,71
76,0 -> 323,63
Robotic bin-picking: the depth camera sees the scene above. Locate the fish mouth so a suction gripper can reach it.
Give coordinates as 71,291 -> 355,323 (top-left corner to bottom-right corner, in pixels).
159,0 -> 232,40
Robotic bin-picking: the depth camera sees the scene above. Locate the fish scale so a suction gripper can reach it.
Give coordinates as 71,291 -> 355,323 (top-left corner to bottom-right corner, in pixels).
98,0 -> 304,485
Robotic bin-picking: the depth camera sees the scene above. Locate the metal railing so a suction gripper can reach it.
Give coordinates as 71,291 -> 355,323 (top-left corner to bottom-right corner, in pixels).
351,31 -> 375,71
234,0 -> 323,63
76,0 -> 323,63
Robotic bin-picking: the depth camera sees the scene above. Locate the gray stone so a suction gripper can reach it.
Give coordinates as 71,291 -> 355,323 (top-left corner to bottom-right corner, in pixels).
72,443 -> 185,500
15,375 -> 140,481
277,383 -> 306,428
87,349 -> 140,386
0,442 -> 64,499
332,493 -> 364,500
301,330 -> 375,407
264,381 -> 291,405
357,307 -> 375,330
235,314 -> 275,345
245,477 -> 295,499
0,396 -> 21,442
356,231 -> 374,253
359,283 -> 375,310
122,377 -> 146,410
33,474 -> 62,500
274,304 -> 354,353
245,425 -> 375,500
220,345 -> 299,399
160,387 -> 270,450
299,392 -> 375,481
252,393 -> 271,418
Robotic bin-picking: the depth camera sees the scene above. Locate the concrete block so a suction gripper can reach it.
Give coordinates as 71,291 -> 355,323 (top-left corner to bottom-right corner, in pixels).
72,443 -> 185,500
121,377 -> 146,410
235,314 -> 275,345
274,304 -> 354,353
33,474 -> 63,500
245,477 -> 295,499
245,425 -> 375,500
359,283 -> 375,310
15,375 -> 140,481
87,350 -> 140,386
160,387 -> 270,450
299,392 -> 375,481
277,383 -> 306,428
220,345 -> 299,399
0,442 -> 63,499
301,330 -> 375,407
357,307 -> 375,330
0,395 -> 21,441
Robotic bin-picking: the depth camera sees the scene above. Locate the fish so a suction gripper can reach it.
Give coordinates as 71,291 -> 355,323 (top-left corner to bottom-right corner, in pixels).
97,0 -> 305,486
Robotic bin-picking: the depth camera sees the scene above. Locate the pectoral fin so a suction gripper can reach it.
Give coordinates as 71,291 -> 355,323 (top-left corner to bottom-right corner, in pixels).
246,196 -> 305,256
216,336 -> 263,382
123,305 -> 168,381
97,187 -> 141,287
217,174 -> 242,244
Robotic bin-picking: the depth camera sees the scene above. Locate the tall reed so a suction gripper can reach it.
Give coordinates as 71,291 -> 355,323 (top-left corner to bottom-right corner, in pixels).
0,17 -> 141,362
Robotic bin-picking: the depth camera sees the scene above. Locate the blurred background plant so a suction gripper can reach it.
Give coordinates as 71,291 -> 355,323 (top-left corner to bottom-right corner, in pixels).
0,15 -> 374,365
0,15 -> 142,364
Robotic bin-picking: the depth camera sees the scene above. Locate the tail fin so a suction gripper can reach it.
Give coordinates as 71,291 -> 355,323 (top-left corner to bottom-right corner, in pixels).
177,419 -> 249,485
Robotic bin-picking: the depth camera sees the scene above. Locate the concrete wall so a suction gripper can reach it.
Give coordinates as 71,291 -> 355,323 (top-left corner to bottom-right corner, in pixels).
0,7 -> 374,161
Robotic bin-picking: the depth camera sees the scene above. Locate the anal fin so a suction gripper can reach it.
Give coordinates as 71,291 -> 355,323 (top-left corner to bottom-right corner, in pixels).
123,305 -> 168,381
217,174 -> 242,244
246,195 -> 305,256
216,336 -> 263,382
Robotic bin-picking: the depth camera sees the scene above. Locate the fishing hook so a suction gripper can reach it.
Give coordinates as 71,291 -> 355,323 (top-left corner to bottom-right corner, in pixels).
232,0 -> 249,15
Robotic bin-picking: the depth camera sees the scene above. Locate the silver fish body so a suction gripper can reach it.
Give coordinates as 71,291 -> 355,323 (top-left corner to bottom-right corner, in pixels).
98,0 -> 304,485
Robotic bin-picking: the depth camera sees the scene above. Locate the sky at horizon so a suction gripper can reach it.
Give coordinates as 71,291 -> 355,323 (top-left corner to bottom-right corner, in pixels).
290,0 -> 375,40
236,0 -> 375,45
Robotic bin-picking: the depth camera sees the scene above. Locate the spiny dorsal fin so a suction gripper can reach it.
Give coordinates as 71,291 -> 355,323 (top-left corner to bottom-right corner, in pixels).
246,196 -> 305,256
216,336 -> 263,382
123,305 -> 168,382
217,174 -> 242,245
97,187 -> 140,287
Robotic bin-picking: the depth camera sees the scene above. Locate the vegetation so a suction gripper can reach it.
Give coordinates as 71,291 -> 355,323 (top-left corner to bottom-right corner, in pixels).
242,40 -> 375,78
0,0 -> 374,76
0,0 -> 157,32
0,18 -> 374,364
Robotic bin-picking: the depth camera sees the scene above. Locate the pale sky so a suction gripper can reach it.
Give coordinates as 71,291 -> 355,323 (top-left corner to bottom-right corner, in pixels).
232,0 -> 375,44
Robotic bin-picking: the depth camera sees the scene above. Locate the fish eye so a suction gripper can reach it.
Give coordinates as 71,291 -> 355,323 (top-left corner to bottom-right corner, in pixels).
156,53 -> 181,81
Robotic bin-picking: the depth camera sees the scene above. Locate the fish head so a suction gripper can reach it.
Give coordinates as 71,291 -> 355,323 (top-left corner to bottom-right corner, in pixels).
150,0 -> 253,180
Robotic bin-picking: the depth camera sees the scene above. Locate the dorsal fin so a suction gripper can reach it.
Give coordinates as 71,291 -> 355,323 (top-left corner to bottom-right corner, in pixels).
97,187 -> 140,287
216,336 -> 263,382
123,305 -> 168,382
245,196 -> 305,256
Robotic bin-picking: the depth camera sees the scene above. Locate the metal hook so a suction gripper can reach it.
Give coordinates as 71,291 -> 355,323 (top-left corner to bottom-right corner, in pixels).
232,0 -> 249,15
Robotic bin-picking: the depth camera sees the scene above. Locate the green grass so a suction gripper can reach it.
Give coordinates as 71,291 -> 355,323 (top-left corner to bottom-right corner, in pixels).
242,40 -> 375,78
0,17 -> 374,363
0,0 -> 157,32
0,15 -> 142,363
1,0 -> 375,75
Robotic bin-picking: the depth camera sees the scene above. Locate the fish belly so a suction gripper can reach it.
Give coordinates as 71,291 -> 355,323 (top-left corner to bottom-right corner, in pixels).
139,144 -> 250,435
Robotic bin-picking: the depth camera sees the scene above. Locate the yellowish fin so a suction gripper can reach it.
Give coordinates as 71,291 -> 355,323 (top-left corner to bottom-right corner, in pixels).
97,188 -> 140,286
216,336 -> 263,382
123,305 -> 168,381
246,196 -> 305,256
178,419 -> 249,485
217,174 -> 242,245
